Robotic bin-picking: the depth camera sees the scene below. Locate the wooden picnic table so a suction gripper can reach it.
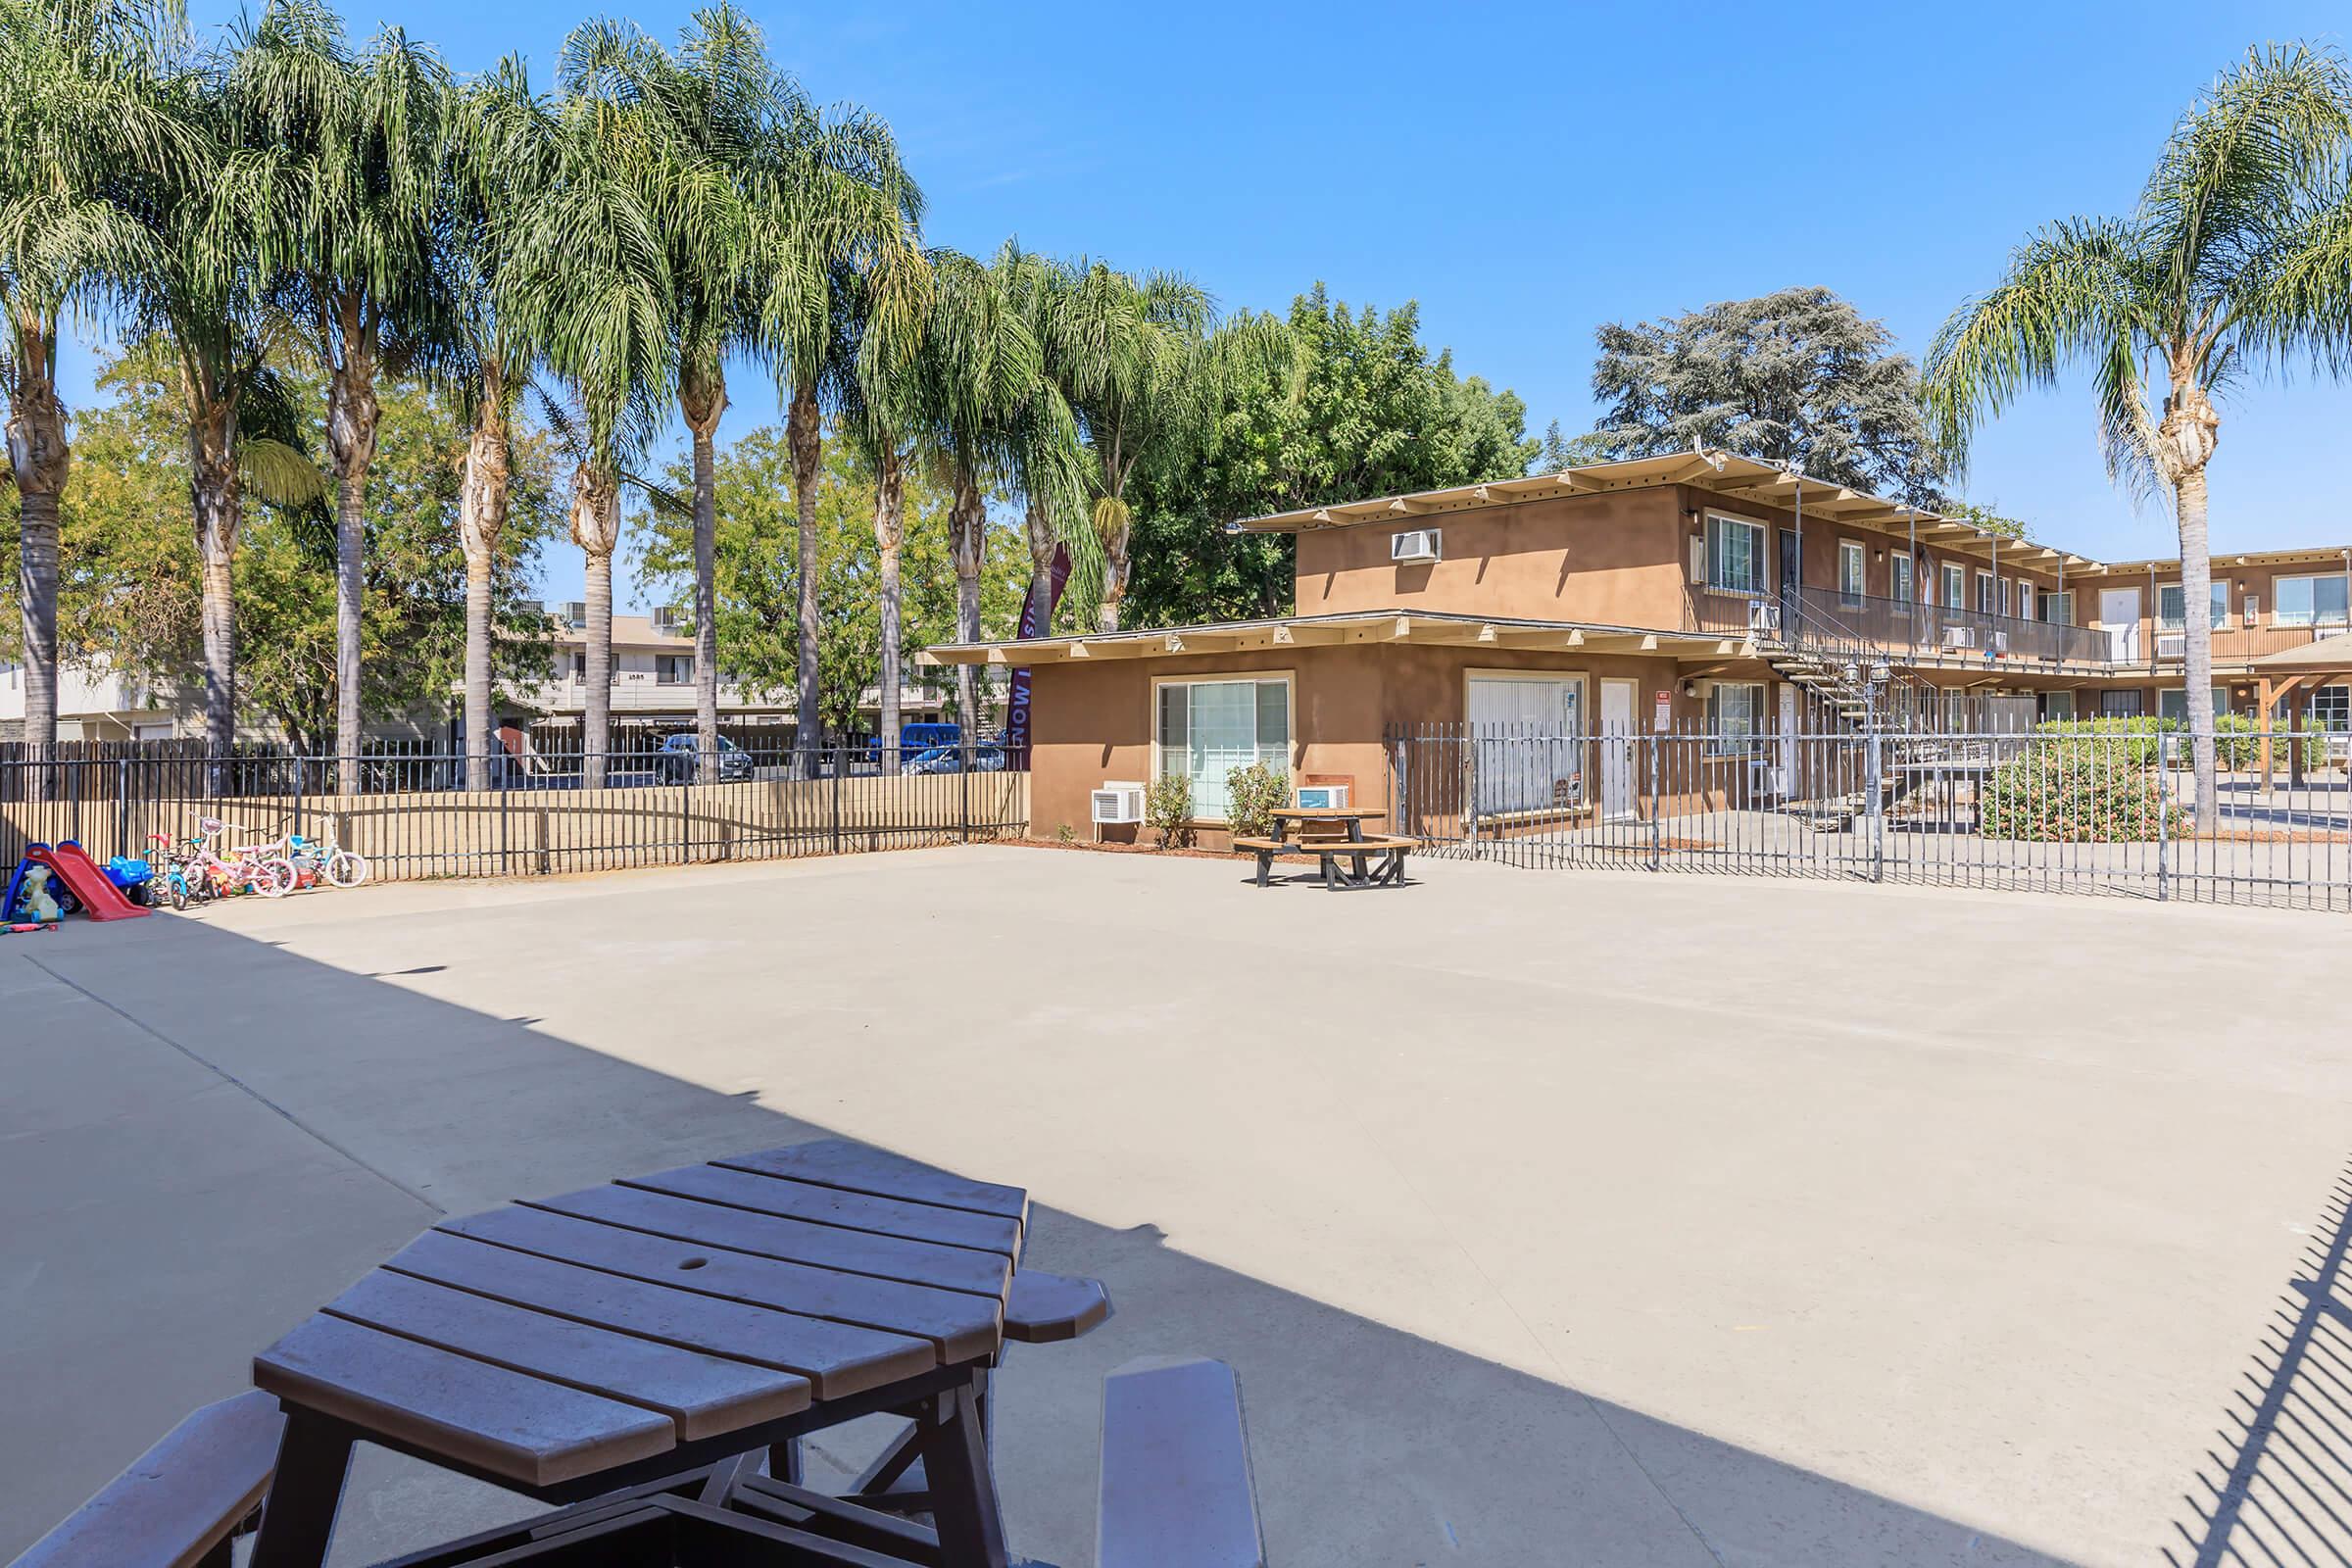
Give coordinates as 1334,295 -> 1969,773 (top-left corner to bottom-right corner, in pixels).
1244,807 -> 1412,890
240,1139 -> 1106,1568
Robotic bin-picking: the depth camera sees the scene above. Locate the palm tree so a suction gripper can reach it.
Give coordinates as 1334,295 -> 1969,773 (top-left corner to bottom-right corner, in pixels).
0,0 -> 182,765
751,88 -> 922,774
992,242 -> 1092,642
505,93 -> 670,790
560,4 -> 781,783
910,251 -> 1035,741
1925,43 -> 2352,825
1035,257 -> 1211,632
114,15 -> 321,763
445,56 -> 549,790
228,0 -> 448,791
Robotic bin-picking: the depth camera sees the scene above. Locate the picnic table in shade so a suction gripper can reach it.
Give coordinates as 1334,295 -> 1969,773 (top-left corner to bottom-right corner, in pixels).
240,1139 -> 1109,1568
1234,807 -> 1415,890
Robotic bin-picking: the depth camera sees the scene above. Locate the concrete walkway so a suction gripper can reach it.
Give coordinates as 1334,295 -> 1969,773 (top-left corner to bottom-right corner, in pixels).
7,845 -> 2351,1566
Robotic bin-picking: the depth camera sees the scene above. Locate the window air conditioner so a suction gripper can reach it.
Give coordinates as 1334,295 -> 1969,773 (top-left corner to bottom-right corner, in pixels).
2157,633 -> 2185,659
1091,782 -> 1145,825
1942,626 -> 1975,650
1391,528 -> 1442,564
1295,784 -> 1348,809
1747,599 -> 1781,633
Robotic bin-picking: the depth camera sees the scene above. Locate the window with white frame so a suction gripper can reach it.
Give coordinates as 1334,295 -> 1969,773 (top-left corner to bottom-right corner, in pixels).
2157,583 -> 2229,630
2018,582 -> 2035,621
1705,514 -> 1766,595
655,653 -> 694,684
1889,553 -> 1913,604
1155,676 -> 1291,819
2277,685 -> 2351,731
1976,570 -> 1996,614
2275,574 -> 2351,627
1940,563 -> 1966,610
1706,681 -> 1764,754
1838,540 -> 1866,602
2041,590 -> 2075,625
1999,578 -> 2014,617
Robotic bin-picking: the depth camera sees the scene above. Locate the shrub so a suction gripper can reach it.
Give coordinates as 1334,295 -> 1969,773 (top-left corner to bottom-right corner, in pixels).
1982,746 -> 2187,842
2034,714 -> 2328,771
1225,761 -> 1290,841
1145,774 -> 1195,849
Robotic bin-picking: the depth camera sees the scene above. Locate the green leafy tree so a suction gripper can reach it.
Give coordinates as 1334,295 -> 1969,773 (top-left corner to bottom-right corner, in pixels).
1925,42 -> 2352,826
627,427 -> 1021,742
3,341 -> 560,750
1589,285 -> 1950,503
1124,284 -> 1537,626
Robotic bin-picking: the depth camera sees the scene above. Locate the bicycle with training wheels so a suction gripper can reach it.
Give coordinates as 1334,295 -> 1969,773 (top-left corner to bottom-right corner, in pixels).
188,817 -> 296,899
146,833 -> 216,910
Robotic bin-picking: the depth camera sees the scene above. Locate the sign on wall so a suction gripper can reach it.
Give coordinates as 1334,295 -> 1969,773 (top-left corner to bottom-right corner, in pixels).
1004,544 -> 1072,768
1653,691 -> 1673,733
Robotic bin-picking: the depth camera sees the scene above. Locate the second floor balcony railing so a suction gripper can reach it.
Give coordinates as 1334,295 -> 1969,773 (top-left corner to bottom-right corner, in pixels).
1686,584 -> 2117,665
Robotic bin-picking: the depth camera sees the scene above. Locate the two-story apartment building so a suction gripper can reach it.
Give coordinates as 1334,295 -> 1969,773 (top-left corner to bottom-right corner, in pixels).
920,452 -> 2352,845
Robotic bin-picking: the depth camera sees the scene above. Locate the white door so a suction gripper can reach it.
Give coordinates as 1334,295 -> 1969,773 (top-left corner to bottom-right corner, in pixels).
1599,679 -> 1635,821
2099,588 -> 2141,662
1776,683 -> 1799,798
1468,676 -> 1582,818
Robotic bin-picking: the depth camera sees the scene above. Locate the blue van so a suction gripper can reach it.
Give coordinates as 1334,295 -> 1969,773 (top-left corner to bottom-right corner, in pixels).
868,723 -> 959,759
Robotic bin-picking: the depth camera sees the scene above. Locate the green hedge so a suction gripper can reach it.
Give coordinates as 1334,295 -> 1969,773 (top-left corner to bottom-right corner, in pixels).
2033,714 -> 2328,770
1982,746 -> 2188,842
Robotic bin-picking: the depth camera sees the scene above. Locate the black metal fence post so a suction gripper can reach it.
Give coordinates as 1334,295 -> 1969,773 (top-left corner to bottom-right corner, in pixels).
831,754 -> 844,856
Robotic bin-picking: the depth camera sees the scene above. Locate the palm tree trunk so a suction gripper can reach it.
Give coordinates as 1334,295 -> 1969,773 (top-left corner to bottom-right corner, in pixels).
1097,498 -> 1130,633
190,430 -> 241,779
950,462 -> 986,739
681,368 -> 725,785
1023,490 -> 1056,634
2177,465 -> 2219,825
873,444 -> 906,771
325,337 -> 378,797
569,462 -> 619,791
786,382 -> 822,774
6,322 -> 69,773
459,388 -> 510,793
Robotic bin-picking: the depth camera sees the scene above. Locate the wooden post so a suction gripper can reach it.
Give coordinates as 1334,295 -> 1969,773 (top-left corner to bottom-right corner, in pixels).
2256,676 -> 2275,785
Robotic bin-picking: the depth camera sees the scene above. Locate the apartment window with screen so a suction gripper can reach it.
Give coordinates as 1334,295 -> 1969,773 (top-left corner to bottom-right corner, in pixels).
2041,590 -> 2075,625
2157,583 -> 2229,630
1155,676 -> 1290,819
1705,514 -> 1765,595
655,654 -> 694,685
1706,681 -> 1764,755
1976,570 -> 1996,614
2275,574 -> 2352,627
1941,563 -> 1966,610
2018,583 -> 2035,621
2159,686 -> 2230,723
1838,540 -> 1866,603
1888,554 -> 1913,604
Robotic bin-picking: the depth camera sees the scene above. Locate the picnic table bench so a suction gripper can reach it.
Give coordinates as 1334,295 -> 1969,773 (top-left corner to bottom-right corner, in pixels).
8,1138 -> 1263,1568
1234,807 -> 1414,890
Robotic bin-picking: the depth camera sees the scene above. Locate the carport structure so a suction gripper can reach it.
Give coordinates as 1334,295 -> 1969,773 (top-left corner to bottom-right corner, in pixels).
2252,631 -> 2352,779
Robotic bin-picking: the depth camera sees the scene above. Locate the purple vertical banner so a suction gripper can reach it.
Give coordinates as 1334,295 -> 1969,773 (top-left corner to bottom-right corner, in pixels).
1004,544 -> 1071,771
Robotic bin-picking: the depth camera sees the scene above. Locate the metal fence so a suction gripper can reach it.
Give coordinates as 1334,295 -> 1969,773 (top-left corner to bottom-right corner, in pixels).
1388,720 -> 2352,911
0,741 -> 1026,885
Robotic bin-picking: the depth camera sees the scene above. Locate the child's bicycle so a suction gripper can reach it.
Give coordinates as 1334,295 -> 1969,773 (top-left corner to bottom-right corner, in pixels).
284,829 -> 368,889
147,833 -> 216,910
188,818 -> 296,899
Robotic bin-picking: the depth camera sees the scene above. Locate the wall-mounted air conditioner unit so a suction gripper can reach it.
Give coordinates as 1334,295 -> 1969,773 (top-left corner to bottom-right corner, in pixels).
557,600 -> 587,628
651,607 -> 686,633
1091,781 -> 1145,825
1747,599 -> 1781,633
1991,630 -> 2009,654
1295,784 -> 1348,809
2157,633 -> 2185,659
1942,626 -> 1975,650
1391,528 -> 1442,564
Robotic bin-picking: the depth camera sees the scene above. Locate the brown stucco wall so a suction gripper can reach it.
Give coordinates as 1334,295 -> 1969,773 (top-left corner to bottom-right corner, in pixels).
1024,641 -> 1695,850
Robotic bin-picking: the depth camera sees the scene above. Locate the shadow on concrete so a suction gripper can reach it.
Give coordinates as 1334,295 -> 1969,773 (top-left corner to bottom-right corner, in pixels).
2169,1162 -> 2352,1567
4,912 -> 2065,1567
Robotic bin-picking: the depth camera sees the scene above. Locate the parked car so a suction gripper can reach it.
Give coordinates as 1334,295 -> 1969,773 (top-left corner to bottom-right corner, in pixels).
654,733 -> 756,783
867,722 -> 961,761
906,744 -> 1005,774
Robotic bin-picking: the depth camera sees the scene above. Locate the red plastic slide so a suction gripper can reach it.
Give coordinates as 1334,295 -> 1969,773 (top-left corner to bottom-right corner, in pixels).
30,842 -> 150,921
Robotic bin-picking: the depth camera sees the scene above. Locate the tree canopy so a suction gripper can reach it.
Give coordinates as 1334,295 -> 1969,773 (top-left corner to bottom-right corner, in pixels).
1585,286 -> 1952,504
628,427 -> 1023,740
1122,284 -> 1537,626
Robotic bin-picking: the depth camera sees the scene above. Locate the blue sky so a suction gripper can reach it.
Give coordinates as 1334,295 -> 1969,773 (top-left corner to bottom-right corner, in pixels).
80,0 -> 2352,608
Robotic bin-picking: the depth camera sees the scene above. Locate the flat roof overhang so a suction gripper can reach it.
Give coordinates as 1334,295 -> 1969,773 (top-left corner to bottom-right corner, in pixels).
917,610 -> 1761,666
1227,452 -> 2110,574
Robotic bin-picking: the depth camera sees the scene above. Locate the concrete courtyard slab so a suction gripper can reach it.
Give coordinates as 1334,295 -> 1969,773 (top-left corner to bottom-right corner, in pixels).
4,845 -> 2347,1566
